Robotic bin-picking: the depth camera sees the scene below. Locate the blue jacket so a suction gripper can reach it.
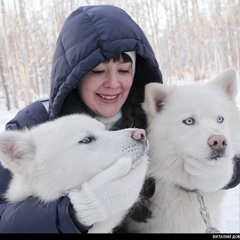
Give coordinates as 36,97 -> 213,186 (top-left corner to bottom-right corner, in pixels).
0,5 -> 163,233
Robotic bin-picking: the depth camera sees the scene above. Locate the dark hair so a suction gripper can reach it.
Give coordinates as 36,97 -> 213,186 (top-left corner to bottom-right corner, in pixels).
121,54 -> 147,130
121,84 -> 147,129
102,52 -> 132,63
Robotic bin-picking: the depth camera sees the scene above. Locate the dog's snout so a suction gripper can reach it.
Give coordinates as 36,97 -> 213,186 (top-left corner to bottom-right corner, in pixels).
208,135 -> 227,151
132,129 -> 147,142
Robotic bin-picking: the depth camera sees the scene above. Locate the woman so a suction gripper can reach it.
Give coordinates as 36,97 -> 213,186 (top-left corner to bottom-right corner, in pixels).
0,5 -> 162,233
1,5 -> 238,233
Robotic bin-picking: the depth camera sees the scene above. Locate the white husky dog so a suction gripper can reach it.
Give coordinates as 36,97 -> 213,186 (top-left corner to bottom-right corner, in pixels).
0,114 -> 149,233
125,68 -> 240,233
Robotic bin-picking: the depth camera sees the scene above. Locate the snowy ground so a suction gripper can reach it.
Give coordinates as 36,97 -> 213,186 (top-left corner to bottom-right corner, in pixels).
0,108 -> 239,233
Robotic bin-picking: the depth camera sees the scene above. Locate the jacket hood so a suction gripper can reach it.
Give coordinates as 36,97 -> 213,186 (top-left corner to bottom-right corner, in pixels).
49,5 -> 163,119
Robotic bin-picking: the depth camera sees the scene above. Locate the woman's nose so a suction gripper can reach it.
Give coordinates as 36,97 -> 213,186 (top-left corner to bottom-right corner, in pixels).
103,73 -> 120,88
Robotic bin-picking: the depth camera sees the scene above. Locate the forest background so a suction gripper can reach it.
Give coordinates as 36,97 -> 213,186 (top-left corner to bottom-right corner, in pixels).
0,0 -> 239,110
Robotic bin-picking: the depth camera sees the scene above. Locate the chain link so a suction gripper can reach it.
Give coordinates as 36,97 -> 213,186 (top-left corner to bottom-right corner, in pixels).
195,190 -> 221,233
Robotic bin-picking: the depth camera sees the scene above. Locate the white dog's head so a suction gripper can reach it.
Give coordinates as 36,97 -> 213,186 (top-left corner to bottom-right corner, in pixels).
143,68 -> 240,192
0,114 -> 149,202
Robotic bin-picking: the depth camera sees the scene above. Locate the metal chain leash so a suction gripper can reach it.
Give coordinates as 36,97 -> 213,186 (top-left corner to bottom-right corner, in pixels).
195,190 -> 221,233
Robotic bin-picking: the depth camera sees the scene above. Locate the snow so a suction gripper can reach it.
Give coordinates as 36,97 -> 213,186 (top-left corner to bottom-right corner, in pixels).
220,186 -> 239,233
0,109 -> 239,233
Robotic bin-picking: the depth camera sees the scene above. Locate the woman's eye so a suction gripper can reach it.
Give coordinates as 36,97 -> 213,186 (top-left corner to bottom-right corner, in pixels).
182,117 -> 195,125
92,70 -> 104,75
79,136 -> 95,144
217,116 -> 224,123
119,69 -> 129,74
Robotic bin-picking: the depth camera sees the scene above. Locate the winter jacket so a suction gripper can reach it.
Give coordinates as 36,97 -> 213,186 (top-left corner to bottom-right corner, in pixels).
0,5 -> 163,233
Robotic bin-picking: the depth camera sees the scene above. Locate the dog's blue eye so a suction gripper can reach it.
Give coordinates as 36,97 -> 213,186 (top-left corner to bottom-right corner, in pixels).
217,116 -> 224,123
79,137 -> 95,144
182,118 -> 195,125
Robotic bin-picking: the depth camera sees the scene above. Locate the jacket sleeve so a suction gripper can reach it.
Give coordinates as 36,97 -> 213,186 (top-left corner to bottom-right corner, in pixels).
0,155 -> 91,233
5,99 -> 50,130
0,196 -> 92,233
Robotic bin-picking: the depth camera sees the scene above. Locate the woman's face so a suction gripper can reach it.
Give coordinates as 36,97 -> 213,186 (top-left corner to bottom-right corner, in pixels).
78,56 -> 134,117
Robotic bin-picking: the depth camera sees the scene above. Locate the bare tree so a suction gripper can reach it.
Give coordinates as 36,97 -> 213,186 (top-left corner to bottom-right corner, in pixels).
0,0 -> 239,110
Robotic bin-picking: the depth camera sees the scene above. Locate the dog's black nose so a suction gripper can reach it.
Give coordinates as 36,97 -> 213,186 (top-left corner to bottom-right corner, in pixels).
132,129 -> 147,142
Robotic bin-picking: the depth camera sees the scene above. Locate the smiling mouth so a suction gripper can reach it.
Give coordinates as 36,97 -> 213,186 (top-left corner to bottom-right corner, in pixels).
98,94 -> 118,100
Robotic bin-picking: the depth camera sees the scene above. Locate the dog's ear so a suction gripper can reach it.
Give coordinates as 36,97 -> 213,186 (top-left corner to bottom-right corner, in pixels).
210,68 -> 238,101
142,82 -> 170,120
0,131 -> 36,173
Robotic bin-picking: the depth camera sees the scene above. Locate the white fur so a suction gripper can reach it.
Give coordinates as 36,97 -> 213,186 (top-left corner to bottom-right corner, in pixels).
126,68 -> 240,233
0,114 -> 149,233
